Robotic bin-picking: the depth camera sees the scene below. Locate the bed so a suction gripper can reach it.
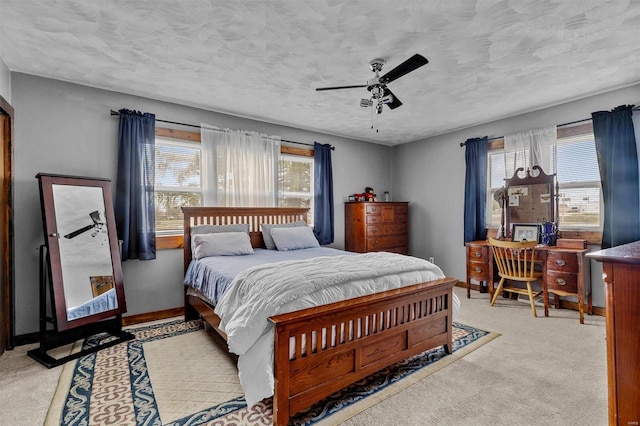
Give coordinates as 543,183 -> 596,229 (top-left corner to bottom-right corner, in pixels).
182,207 -> 458,425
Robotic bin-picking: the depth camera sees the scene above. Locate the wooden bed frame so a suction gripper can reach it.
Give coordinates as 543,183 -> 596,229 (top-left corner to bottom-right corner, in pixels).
182,207 -> 457,425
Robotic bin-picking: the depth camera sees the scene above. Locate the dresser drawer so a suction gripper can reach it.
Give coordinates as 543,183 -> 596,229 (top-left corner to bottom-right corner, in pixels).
367,224 -> 407,237
394,205 -> 408,215
468,262 -> 490,280
367,235 -> 408,251
467,245 -> 489,263
366,205 -> 382,215
546,271 -> 578,293
547,252 -> 578,272
394,213 -> 408,224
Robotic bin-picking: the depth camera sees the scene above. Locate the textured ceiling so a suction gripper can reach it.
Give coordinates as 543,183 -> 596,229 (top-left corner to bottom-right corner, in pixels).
1,0 -> 640,145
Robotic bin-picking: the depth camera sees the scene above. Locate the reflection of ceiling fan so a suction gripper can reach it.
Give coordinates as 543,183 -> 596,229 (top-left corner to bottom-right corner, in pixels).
64,211 -> 104,239
315,54 -> 429,115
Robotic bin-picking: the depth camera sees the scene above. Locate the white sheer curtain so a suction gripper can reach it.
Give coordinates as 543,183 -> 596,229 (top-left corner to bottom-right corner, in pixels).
504,126 -> 557,178
201,124 -> 281,206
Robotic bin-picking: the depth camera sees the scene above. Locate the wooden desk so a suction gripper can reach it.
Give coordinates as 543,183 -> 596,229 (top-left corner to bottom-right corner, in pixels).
588,241 -> 640,425
465,240 -> 592,323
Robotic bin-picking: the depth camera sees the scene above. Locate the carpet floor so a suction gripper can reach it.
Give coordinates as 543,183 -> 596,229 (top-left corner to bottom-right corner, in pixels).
44,319 -> 498,425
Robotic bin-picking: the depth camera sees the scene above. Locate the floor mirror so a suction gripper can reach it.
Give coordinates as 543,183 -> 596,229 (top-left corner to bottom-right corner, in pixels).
28,173 -> 134,368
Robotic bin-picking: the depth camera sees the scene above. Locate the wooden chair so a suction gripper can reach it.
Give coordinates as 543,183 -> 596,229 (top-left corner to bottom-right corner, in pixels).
488,238 -> 543,317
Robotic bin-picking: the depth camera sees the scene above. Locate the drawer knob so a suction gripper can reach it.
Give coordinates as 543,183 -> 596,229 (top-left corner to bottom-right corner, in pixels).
474,252 -> 482,258
556,278 -> 567,286
475,267 -> 482,273
555,259 -> 566,266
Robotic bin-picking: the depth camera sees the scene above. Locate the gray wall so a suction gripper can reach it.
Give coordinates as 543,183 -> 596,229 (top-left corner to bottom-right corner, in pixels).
11,73 -> 393,335
392,82 -> 640,309
0,56 -> 9,103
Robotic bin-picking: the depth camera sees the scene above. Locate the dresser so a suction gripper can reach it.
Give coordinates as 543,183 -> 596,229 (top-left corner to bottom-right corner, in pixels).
588,241 -> 640,425
344,202 -> 408,254
465,241 -> 491,298
465,240 -> 592,323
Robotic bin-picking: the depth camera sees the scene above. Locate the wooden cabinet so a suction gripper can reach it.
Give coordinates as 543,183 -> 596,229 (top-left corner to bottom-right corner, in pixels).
345,202 -> 408,254
588,241 -> 640,425
543,248 -> 591,324
465,241 -> 491,298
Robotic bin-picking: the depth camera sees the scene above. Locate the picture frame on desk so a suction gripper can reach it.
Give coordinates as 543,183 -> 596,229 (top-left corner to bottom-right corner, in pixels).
511,223 -> 541,243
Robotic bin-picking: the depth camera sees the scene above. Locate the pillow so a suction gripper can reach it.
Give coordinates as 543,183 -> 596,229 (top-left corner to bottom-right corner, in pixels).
192,232 -> 254,259
270,226 -> 320,251
191,224 -> 250,255
261,221 -> 306,249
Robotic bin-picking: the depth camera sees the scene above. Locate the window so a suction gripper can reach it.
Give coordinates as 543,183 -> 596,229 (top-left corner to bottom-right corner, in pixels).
487,123 -> 601,231
278,153 -> 314,226
154,136 -> 203,234
153,128 -> 315,248
555,132 -> 601,229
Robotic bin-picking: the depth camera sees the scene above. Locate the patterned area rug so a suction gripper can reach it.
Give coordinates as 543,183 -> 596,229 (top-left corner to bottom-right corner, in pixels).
46,319 -> 498,425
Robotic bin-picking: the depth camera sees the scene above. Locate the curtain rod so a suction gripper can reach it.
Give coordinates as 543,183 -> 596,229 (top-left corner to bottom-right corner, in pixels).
459,104 -> 640,147
109,110 -> 334,150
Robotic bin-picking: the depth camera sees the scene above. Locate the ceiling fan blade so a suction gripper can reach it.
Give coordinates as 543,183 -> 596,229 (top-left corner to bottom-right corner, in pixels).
380,54 -> 428,84
64,224 -> 95,239
383,87 -> 403,109
315,84 -> 367,91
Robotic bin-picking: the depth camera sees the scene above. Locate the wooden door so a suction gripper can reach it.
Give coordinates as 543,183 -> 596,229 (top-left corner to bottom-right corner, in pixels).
0,95 -> 14,355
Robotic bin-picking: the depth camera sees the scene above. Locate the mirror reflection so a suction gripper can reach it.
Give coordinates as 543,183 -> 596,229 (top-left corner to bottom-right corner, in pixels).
51,184 -> 117,320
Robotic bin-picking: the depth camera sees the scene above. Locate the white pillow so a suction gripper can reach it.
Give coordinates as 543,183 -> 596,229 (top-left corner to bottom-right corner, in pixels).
261,221 -> 306,249
192,232 -> 254,259
191,224 -> 250,256
270,226 -> 320,251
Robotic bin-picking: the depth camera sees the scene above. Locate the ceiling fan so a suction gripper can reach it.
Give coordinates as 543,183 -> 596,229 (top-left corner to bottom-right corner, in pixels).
64,210 -> 104,239
315,54 -> 429,115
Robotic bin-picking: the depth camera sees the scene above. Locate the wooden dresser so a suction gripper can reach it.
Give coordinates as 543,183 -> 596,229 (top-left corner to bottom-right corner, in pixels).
464,240 -> 592,323
344,202 -> 408,254
588,241 -> 640,425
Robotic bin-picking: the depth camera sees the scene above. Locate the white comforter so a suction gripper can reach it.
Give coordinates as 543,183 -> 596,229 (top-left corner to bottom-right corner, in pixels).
214,252 -> 459,406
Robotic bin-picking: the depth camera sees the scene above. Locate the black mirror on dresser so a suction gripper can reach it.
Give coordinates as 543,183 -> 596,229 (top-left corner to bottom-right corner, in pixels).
28,173 -> 134,368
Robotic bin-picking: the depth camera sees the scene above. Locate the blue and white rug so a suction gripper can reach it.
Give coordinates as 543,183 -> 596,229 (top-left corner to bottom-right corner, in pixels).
46,319 -> 498,425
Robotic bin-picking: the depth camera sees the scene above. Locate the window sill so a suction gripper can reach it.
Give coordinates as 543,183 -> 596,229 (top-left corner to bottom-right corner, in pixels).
157,234 -> 184,250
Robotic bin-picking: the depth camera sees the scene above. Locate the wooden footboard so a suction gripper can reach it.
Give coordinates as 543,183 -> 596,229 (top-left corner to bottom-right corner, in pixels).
269,277 -> 455,425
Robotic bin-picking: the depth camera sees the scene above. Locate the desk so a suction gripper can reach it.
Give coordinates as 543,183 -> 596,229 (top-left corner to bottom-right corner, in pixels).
465,240 -> 592,323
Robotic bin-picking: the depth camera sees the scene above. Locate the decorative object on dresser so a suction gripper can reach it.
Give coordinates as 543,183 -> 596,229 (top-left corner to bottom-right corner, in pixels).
587,241 -> 640,426
344,201 -> 408,254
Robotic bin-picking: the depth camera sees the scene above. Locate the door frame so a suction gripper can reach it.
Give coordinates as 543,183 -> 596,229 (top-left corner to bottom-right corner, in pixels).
0,94 -> 14,353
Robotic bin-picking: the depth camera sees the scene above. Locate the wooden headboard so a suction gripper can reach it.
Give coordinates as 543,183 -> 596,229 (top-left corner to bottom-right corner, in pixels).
181,207 -> 309,273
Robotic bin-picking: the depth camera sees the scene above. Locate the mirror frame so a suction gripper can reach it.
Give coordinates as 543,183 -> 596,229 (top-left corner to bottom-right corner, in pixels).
503,165 -> 558,240
37,173 -> 127,330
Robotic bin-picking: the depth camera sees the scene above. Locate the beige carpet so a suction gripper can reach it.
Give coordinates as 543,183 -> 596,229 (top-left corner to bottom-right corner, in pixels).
42,318 -> 496,425
0,287 -> 607,425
